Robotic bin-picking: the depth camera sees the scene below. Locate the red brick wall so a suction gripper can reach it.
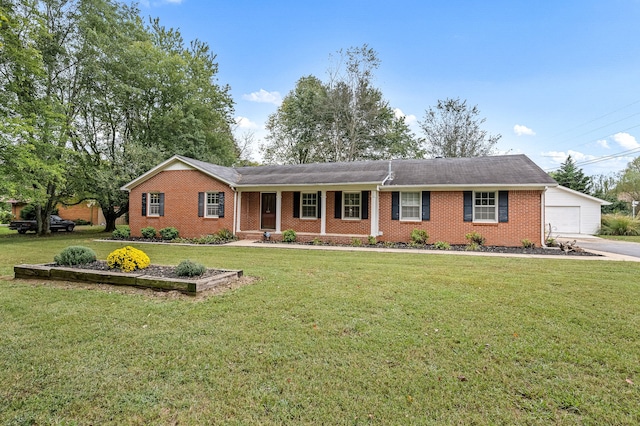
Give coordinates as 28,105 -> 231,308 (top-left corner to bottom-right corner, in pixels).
281,192 -> 322,233
325,191 -> 371,235
57,203 -> 100,224
129,170 -> 234,238
378,190 -> 543,246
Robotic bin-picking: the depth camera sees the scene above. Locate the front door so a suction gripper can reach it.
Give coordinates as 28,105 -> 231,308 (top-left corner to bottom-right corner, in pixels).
261,192 -> 276,230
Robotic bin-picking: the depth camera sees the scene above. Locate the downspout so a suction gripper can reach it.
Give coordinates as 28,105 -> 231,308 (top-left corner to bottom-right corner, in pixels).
541,187 -> 547,247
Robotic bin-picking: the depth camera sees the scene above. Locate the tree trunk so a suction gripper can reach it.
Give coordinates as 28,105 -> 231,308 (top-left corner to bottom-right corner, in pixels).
102,205 -> 128,233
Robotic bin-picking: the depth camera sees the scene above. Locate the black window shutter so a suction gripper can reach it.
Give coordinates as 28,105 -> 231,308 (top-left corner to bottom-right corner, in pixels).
198,192 -> 204,217
334,191 -> 342,219
293,192 -> 300,218
361,191 -> 369,220
141,193 -> 147,216
463,191 -> 473,222
391,191 -> 400,221
218,192 -> 225,218
317,191 -> 322,219
498,191 -> 509,223
158,193 -> 165,217
422,191 -> 431,221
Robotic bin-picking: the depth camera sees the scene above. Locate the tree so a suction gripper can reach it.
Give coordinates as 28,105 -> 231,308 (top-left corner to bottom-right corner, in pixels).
550,155 -> 592,194
262,45 -> 422,164
591,173 -> 629,214
615,156 -> 640,216
419,98 -> 501,158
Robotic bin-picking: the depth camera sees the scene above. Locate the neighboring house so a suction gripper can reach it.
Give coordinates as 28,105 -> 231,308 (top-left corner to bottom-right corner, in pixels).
122,154 -> 558,247
7,199 -> 107,225
544,185 -> 611,235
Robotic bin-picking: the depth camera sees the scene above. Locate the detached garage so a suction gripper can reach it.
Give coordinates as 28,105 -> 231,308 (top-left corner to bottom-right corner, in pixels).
545,186 -> 611,235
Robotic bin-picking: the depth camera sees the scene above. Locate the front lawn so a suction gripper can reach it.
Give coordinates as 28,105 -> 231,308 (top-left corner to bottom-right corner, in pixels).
599,235 -> 640,243
1,230 -> 639,424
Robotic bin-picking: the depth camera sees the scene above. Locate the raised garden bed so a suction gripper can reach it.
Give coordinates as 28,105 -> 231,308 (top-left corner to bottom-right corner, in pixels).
14,262 -> 243,295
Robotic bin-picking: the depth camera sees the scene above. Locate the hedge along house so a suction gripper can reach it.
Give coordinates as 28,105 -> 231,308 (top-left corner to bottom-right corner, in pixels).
121,154 -> 558,246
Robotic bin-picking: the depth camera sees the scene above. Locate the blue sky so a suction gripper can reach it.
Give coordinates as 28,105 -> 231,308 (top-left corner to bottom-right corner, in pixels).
137,0 -> 640,176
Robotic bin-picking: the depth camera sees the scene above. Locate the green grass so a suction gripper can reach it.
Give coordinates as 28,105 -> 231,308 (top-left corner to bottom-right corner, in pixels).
599,235 -> 640,243
1,229 -> 639,424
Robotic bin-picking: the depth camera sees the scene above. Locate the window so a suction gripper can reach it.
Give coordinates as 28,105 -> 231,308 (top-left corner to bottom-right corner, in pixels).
148,193 -> 161,216
343,192 -> 361,219
400,192 -> 420,221
206,192 -> 220,217
301,193 -> 317,218
474,191 -> 497,222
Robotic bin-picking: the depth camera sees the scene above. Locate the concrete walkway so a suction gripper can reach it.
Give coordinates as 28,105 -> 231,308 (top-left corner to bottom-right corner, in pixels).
225,239 -> 640,262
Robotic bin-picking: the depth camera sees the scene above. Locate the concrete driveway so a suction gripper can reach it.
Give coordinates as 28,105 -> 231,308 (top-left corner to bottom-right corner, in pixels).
569,236 -> 640,259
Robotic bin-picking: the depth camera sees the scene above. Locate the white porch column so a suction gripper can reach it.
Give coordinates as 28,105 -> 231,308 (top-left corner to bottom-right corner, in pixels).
235,191 -> 242,232
320,190 -> 327,235
276,191 -> 282,233
370,190 -> 379,237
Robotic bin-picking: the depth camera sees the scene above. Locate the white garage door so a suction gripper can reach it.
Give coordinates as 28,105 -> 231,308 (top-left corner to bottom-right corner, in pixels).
546,206 -> 580,234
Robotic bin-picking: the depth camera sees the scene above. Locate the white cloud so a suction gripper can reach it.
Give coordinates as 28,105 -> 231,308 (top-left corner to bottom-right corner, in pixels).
612,132 -> 640,149
513,124 -> 535,136
597,139 -> 610,149
541,150 -> 596,164
242,89 -> 282,106
394,108 -> 417,125
235,116 -> 260,129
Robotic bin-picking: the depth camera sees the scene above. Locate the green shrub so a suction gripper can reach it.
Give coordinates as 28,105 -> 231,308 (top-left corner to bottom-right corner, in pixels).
74,219 -> 91,226
195,234 -> 223,244
465,232 -> 486,246
112,227 -> 130,239
521,239 -> 535,249
175,259 -> 207,277
107,246 -> 150,272
367,235 -> 377,245
351,238 -> 362,247
159,227 -> 179,240
217,228 -> 235,241
433,241 -> 451,250
312,237 -> 323,245
383,241 -> 395,248
140,226 -> 157,239
545,237 -> 557,247
599,214 -> 640,236
465,242 -> 480,251
0,209 -> 13,224
410,229 -> 429,245
282,229 -> 297,243
54,246 -> 97,266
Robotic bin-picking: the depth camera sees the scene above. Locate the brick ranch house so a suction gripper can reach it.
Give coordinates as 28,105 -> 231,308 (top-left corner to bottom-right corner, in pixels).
121,154 -> 558,247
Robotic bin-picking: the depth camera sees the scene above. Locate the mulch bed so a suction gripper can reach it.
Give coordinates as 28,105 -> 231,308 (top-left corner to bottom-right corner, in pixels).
56,260 -> 228,280
259,241 -> 600,256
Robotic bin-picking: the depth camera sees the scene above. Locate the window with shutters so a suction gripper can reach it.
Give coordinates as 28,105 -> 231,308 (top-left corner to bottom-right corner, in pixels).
400,192 -> 420,221
474,191 -> 497,222
343,192 -> 361,219
148,193 -> 161,216
301,193 -> 317,219
206,192 -> 220,217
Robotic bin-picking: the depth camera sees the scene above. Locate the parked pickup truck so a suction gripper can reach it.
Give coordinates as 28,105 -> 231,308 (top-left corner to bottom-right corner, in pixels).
9,215 -> 76,234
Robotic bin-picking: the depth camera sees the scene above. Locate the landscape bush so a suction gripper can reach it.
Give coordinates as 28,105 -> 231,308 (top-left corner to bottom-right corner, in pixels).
433,241 -> 451,250
351,238 -> 362,247
367,235 -> 377,245
0,210 -> 13,224
521,239 -> 535,249
140,226 -> 157,239
410,229 -> 429,245
159,227 -> 179,240
599,214 -> 640,236
217,228 -> 235,241
112,227 -> 130,240
175,259 -> 206,277
107,246 -> 150,272
465,232 -> 486,246
282,229 -> 297,243
54,246 -> 97,266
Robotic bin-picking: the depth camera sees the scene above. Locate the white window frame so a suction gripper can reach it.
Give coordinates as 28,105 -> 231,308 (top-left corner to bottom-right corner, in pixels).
301,192 -> 318,219
148,193 -> 161,217
400,192 -> 421,221
473,191 -> 497,222
205,192 -> 220,218
343,192 -> 361,220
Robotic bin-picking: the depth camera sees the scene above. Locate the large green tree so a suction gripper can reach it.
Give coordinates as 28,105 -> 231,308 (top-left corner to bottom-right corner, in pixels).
419,98 -> 500,158
550,155 -> 592,194
615,156 -> 640,216
1,0 -> 237,233
263,45 -> 422,164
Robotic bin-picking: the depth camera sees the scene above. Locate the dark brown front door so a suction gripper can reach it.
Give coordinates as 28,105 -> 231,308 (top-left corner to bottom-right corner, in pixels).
261,193 -> 276,230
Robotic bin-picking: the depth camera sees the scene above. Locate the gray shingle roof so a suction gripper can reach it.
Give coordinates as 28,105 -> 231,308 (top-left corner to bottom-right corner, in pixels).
141,154 -> 556,189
